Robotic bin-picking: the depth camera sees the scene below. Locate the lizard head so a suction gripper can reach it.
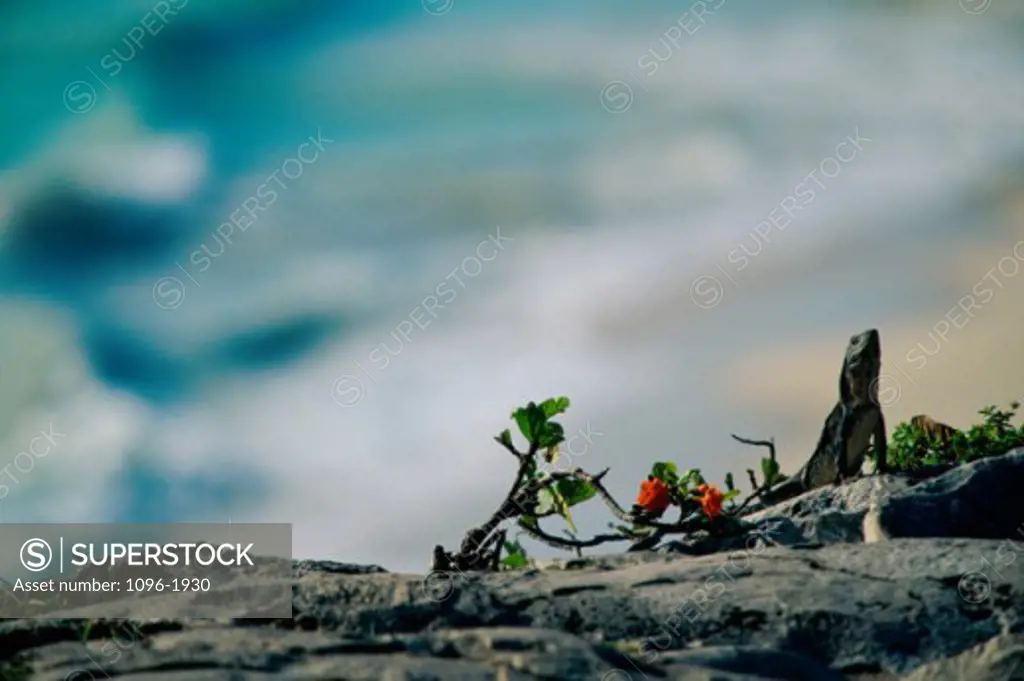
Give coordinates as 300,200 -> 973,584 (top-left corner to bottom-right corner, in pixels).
843,329 -> 881,404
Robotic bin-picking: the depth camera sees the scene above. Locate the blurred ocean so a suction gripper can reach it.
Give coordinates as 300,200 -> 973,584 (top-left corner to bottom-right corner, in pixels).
0,0 -> 1022,571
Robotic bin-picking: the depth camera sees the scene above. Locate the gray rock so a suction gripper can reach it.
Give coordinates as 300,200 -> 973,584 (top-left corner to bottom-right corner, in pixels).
879,449 -> 1024,541
900,634 -> 1024,680
743,474 -> 914,546
291,559 -> 388,576
1,537 -> 1021,679
4,450 -> 1024,679
740,448 -> 1024,547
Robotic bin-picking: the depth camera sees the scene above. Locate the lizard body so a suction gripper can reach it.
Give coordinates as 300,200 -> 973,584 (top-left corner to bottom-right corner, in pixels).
760,329 -> 887,506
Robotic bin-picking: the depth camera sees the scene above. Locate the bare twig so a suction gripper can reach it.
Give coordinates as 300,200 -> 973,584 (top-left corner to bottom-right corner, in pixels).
731,488 -> 766,516
630,512 -> 708,533
494,436 -> 525,460
733,471 -> 791,516
627,504 -> 687,551
490,529 -> 507,571
729,433 -> 787,515
517,518 -> 628,550
562,529 -> 584,558
731,433 -> 776,462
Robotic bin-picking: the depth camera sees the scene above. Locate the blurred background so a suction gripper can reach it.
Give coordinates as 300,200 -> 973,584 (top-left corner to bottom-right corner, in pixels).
0,0 -> 1022,572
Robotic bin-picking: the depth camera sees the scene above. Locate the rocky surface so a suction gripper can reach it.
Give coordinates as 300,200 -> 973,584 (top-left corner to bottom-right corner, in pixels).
2,452 -> 1024,680
740,448 -> 1024,549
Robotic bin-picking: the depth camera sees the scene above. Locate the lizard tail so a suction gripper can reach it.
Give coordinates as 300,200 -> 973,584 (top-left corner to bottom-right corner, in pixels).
760,475 -> 805,506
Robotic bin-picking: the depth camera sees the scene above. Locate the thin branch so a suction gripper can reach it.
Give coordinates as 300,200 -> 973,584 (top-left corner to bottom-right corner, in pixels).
730,432 -> 794,515
732,470 -> 793,516
490,529 -> 507,571
610,523 -> 649,541
494,434 -> 528,460
731,487 -> 766,516
562,529 -> 583,558
464,457 -> 533,555
630,512 -> 708,533
731,433 -> 776,462
517,518 -> 628,550
628,503 -> 686,551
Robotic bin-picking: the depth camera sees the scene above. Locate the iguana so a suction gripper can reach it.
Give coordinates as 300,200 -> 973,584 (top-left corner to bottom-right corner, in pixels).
758,329 -> 888,507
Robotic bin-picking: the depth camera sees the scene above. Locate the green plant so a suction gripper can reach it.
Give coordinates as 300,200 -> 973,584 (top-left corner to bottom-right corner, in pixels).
881,402 -> 1024,471
493,398 -> 745,567
431,396 -> 601,571
501,539 -> 529,569
431,396 -> 760,572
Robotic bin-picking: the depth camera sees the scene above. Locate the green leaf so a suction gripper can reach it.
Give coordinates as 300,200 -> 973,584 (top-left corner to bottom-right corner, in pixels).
761,458 -> 780,485
550,485 -> 577,533
512,409 -> 533,441
655,462 -> 678,476
722,489 -> 741,501
683,468 -> 706,486
537,421 -> 565,448
520,514 -> 538,529
497,429 -> 514,449
724,472 -> 735,492
512,401 -> 560,446
556,479 -> 597,506
503,553 -> 529,568
650,462 -> 679,484
540,396 -> 571,418
502,540 -> 529,569
512,402 -> 546,442
531,482 -> 581,532
561,510 -> 577,533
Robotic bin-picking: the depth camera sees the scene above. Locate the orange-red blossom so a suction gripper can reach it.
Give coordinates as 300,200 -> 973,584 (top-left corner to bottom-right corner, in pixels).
636,477 -> 672,513
696,483 -> 724,518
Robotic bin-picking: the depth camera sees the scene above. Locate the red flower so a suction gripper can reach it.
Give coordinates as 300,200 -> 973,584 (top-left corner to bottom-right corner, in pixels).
637,477 -> 672,513
696,483 -> 724,518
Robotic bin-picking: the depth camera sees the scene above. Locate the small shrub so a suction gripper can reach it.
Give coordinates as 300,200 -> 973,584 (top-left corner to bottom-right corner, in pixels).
881,402 -> 1024,471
